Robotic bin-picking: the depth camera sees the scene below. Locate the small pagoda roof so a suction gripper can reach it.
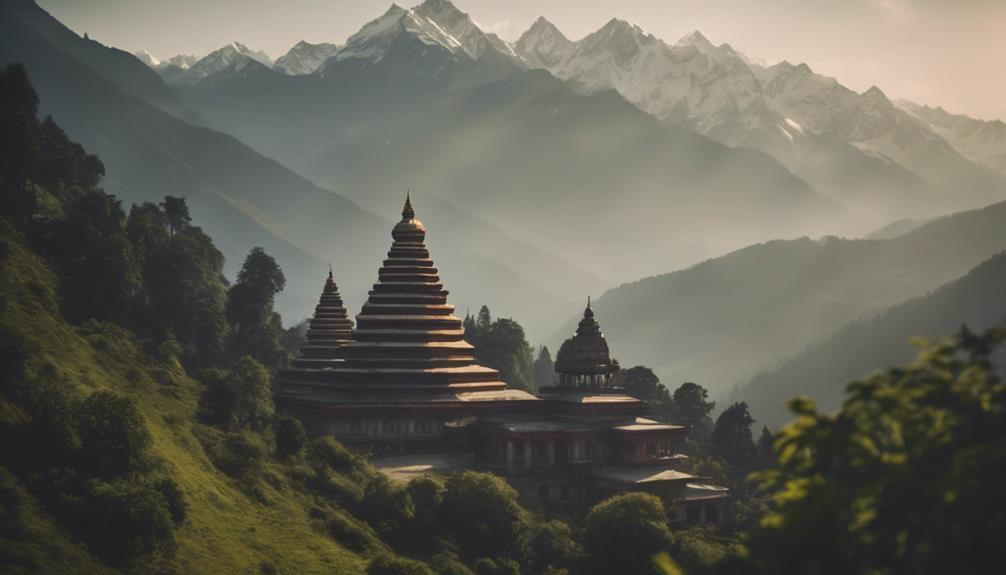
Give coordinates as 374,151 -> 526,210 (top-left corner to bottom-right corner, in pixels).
612,422 -> 687,432
679,483 -> 731,502
554,298 -> 619,376
594,466 -> 698,485
541,391 -> 642,405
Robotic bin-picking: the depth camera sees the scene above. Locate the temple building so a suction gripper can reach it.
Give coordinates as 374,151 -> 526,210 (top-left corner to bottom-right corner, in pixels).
275,194 -> 541,452
275,194 -> 730,525
472,302 -> 731,525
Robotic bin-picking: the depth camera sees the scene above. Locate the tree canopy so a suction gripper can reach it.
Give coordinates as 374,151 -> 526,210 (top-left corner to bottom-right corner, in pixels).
746,328 -> 1006,574
463,306 -> 534,391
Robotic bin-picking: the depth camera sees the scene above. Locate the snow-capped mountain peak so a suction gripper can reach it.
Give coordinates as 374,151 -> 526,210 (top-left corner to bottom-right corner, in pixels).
274,40 -> 340,75
133,50 -> 160,67
165,54 -> 197,70
336,0 -> 517,64
183,42 -> 273,83
514,16 -> 572,69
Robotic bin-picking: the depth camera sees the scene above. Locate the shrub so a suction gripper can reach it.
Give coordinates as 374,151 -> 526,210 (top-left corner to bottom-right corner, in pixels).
274,416 -> 306,460
366,553 -> 434,575
529,519 -> 581,573
405,475 -> 445,543
75,390 -> 151,479
198,357 -> 273,431
211,431 -> 267,478
585,492 -> 674,573
359,474 -> 414,538
155,477 -> 187,525
326,509 -> 379,552
307,436 -> 358,473
77,478 -> 176,564
440,471 -> 528,560
309,469 -> 364,506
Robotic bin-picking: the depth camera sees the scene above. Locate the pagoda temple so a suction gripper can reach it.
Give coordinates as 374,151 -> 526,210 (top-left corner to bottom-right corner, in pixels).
276,193 -> 729,525
473,300 -> 731,525
290,268 -> 354,370
275,194 -> 540,451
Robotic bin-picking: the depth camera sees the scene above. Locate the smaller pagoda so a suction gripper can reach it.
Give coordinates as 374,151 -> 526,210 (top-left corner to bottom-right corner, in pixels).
289,268 -> 354,370
474,302 -> 731,525
275,194 -> 540,451
553,298 -> 619,389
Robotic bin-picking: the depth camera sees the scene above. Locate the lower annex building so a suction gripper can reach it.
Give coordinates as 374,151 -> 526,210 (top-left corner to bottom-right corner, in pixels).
275,195 -> 731,526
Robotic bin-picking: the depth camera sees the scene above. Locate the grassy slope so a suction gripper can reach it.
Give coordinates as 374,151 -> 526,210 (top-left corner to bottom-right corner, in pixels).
0,224 -> 367,574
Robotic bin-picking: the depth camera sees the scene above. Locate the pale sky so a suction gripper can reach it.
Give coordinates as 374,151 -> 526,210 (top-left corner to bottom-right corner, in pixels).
39,0 -> 1006,121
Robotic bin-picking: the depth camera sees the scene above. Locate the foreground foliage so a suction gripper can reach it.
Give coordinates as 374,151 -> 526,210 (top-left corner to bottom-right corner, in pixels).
747,328 -> 1006,574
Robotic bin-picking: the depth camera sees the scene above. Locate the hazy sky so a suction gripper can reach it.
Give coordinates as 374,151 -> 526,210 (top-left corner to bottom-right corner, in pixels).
39,0 -> 1006,121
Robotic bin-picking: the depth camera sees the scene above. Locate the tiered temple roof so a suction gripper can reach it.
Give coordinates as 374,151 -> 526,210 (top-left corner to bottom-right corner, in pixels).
290,269 -> 354,369
554,300 -> 620,389
276,194 -> 539,408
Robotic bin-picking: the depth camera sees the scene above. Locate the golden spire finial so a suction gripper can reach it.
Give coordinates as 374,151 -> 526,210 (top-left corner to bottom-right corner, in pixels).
402,189 -> 415,220
328,263 -> 333,279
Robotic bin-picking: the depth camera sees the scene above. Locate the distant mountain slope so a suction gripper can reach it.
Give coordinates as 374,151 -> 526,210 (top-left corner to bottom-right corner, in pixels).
864,217 -> 929,240
899,100 -> 1006,176
1,0 -> 596,336
274,40 -> 340,75
513,18 -> 1005,224
180,41 -> 274,84
0,0 -> 387,322
735,250 -> 1006,428
552,200 -> 1006,397
1,0 -> 195,122
176,1 -> 851,286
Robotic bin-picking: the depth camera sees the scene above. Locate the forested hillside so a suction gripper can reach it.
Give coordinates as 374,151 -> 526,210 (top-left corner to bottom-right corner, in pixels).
558,199 -> 1006,397
735,250 -> 1006,427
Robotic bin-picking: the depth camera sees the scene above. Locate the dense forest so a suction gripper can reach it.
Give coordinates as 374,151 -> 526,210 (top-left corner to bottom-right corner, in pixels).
2,64 -> 1006,574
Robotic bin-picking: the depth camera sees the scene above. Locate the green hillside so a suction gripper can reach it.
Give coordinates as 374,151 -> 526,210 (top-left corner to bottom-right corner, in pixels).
734,249 -> 1006,427
0,222 -> 368,574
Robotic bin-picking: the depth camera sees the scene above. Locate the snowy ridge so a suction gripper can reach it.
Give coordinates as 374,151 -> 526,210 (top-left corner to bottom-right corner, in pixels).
512,16 -> 1004,196
336,0 -> 520,64
898,101 -> 1006,176
275,41 -> 340,75
183,42 -> 273,83
133,50 -> 160,67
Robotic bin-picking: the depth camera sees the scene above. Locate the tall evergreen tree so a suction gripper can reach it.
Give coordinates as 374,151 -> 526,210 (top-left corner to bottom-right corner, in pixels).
712,402 -> 758,477
160,195 -> 190,237
615,366 -> 670,404
226,247 -> 287,368
0,64 -> 41,224
463,305 -> 535,391
756,425 -> 774,470
144,209 -> 229,363
532,345 -> 556,389
671,381 -> 716,438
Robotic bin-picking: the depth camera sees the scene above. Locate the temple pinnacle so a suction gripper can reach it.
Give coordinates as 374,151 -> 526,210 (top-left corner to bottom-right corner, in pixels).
403,189 -> 415,220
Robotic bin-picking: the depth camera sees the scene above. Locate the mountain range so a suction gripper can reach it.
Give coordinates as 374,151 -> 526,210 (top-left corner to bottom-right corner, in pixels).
7,0 -> 1005,393
511,18 -> 1005,225
156,0 -> 852,288
0,0 -> 603,338
144,3 -> 1004,232
555,199 -> 1006,406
